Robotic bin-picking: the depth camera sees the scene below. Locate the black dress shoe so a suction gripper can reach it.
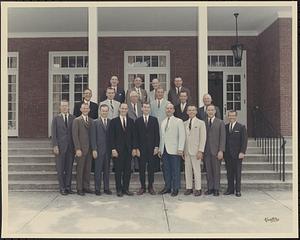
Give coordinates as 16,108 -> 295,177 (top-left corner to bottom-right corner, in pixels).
194,190 -> 202,196
213,190 -> 219,196
60,190 -> 68,195
223,190 -> 234,195
117,191 -> 123,197
104,189 -> 112,195
148,188 -> 156,195
171,190 -> 179,197
83,189 -> 94,194
204,189 -> 214,195
159,188 -> 171,194
123,190 -> 134,196
137,188 -> 145,195
95,190 -> 101,196
184,189 -> 193,195
236,192 -> 242,197
77,190 -> 85,196
66,189 -> 75,194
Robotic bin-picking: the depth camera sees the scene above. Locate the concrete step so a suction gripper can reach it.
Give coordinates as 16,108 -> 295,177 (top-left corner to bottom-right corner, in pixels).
8,161 -> 293,172
7,154 -> 294,163
8,179 -> 292,191
8,170 -> 292,181
246,146 -> 293,154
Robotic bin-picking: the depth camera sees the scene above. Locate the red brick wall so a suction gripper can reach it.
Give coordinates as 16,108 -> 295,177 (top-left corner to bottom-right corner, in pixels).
278,18 -> 292,136
257,18 -> 292,136
8,38 -> 88,137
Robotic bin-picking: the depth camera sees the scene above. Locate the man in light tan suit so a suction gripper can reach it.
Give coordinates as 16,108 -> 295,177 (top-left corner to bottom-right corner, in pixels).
183,105 -> 206,196
72,103 -> 93,196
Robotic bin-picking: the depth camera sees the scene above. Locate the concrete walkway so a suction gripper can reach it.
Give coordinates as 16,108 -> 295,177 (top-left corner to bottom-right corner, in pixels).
6,189 -> 295,237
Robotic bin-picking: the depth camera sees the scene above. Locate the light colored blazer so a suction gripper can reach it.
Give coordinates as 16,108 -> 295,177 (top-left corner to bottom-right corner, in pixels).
184,117 -> 207,156
150,99 -> 170,126
100,99 -> 120,119
149,90 -> 168,103
159,116 -> 185,155
127,102 -> 143,121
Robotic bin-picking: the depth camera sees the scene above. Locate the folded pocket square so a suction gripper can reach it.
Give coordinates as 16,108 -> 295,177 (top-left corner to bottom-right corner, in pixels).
234,130 -> 240,133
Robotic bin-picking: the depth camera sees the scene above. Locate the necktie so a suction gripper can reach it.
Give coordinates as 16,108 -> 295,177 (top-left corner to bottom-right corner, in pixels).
122,117 -> 126,130
176,87 -> 179,95
230,123 -> 233,133
189,118 -> 192,130
64,114 -> 68,128
165,117 -> 170,132
181,103 -> 184,112
158,100 -> 160,108
110,100 -> 114,110
103,118 -> 107,128
209,118 -> 212,128
137,88 -> 141,100
144,116 -> 148,127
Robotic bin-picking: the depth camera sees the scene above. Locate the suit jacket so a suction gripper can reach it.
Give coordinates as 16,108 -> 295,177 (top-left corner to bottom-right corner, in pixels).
184,117 -> 206,156
73,101 -> 98,119
109,116 -> 137,154
149,90 -> 168,103
174,103 -> 189,122
72,115 -> 93,155
127,102 -> 143,121
204,117 -> 226,156
100,87 -> 125,103
126,88 -> 148,104
150,99 -> 170,126
51,113 -> 75,152
135,116 -> 160,155
196,105 -> 221,121
159,116 -> 185,155
224,122 -> 248,159
168,86 -> 191,106
100,99 -> 120,119
90,118 -> 111,156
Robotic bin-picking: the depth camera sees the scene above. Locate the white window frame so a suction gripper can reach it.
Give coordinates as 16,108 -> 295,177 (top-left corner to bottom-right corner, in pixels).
208,50 -> 247,126
48,51 -> 88,137
124,50 -> 170,93
8,52 -> 19,137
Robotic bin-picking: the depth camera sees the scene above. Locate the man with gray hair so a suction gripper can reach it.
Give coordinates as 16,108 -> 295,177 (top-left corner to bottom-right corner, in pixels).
149,78 -> 167,103
196,93 -> 221,121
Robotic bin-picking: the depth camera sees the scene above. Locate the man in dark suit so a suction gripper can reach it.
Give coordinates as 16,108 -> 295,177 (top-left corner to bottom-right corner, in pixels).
91,104 -> 112,196
204,104 -> 226,197
196,93 -> 221,121
109,103 -> 137,197
100,75 -> 125,103
51,100 -> 76,195
168,76 -> 191,106
135,102 -> 160,195
174,90 -> 189,122
224,110 -> 248,197
72,103 -> 93,196
73,88 -> 98,119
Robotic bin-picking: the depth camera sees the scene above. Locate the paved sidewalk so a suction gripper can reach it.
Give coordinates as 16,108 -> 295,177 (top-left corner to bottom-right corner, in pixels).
6,189 -> 294,237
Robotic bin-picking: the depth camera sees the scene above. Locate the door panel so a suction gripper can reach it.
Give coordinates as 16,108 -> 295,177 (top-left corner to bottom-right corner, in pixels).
208,71 -> 223,119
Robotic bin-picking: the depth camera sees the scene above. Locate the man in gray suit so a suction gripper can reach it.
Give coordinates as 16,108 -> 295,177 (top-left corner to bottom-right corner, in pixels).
197,93 -> 221,121
126,76 -> 148,104
51,100 -> 76,195
149,78 -> 167,103
204,104 -> 226,196
91,104 -> 112,196
72,103 -> 93,196
168,76 -> 191,106
100,87 -> 121,119
150,87 -> 170,126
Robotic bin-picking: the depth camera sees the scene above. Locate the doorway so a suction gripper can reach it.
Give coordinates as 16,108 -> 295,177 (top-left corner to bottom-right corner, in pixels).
208,71 -> 223,119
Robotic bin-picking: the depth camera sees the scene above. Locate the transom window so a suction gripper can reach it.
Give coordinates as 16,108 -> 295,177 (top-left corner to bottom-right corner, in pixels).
208,54 -> 241,67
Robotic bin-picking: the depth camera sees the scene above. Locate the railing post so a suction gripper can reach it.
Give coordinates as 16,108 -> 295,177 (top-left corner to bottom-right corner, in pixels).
279,137 -> 282,180
282,139 -> 286,182
276,137 -> 278,172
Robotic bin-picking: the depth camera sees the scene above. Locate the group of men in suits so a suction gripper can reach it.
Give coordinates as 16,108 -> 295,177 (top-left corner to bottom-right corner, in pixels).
51,75 -> 248,198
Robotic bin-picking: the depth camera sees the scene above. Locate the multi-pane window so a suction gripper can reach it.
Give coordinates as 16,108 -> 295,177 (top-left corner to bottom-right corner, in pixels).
124,51 -> 170,93
8,53 -> 18,136
226,74 -> 242,111
53,55 -> 88,68
208,55 -> 241,67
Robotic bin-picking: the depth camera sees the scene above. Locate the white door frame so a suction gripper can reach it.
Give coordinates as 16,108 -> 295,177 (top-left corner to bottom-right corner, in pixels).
48,51 -> 88,137
124,50 -> 170,93
208,50 -> 247,126
8,52 -> 19,137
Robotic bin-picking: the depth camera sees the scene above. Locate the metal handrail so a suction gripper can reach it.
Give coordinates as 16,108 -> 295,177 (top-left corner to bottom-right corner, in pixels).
252,106 -> 286,181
